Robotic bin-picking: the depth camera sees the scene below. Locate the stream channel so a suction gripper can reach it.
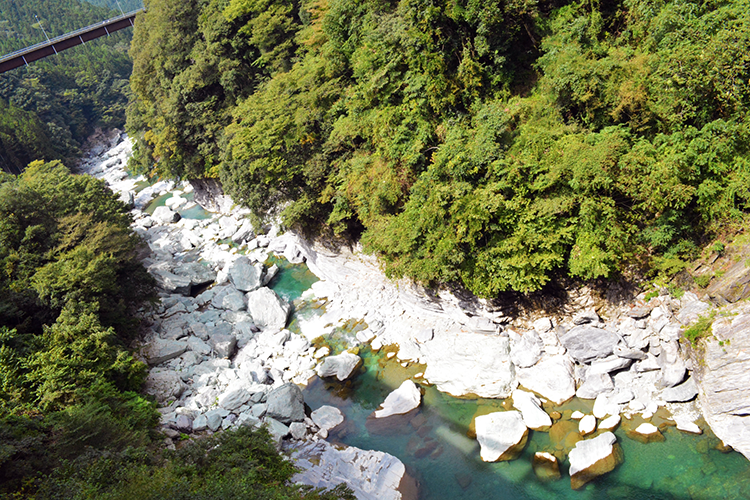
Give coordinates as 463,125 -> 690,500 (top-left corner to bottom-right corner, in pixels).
146,193 -> 750,500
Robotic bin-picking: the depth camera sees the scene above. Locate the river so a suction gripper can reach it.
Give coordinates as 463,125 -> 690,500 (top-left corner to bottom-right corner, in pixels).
264,257 -> 750,500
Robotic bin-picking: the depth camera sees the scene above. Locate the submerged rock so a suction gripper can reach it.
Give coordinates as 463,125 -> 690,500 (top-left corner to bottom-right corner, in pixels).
474,411 -> 528,462
568,432 -> 621,490
375,380 -> 421,418
532,452 -> 561,481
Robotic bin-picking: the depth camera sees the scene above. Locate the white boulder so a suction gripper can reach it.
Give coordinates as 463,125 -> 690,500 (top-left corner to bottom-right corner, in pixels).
511,389 -> 552,430
317,352 -> 362,381
474,410 -> 528,462
374,380 -> 421,418
568,431 -> 621,489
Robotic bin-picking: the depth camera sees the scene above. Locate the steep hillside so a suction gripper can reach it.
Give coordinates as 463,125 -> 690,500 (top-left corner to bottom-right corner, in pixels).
127,0 -> 750,297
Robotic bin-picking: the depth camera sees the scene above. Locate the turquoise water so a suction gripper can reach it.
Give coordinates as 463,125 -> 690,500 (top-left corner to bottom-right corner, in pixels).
178,193 -> 212,220
144,191 -> 212,220
281,262 -> 750,500
266,255 -> 319,302
303,343 -> 750,500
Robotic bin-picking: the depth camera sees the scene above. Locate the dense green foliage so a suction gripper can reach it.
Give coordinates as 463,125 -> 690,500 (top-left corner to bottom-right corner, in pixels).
0,161 -> 157,495
128,0 -> 750,295
37,426 -> 354,500
0,162 -> 351,499
0,0 -> 135,173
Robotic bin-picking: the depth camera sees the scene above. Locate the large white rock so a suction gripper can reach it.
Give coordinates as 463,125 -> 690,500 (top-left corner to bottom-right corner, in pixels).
511,389 -> 552,430
474,411 -> 528,462
142,339 -> 189,365
172,261 -> 216,289
311,406 -> 345,433
317,352 -> 362,381
152,205 -> 181,224
516,355 -> 576,405
266,383 -> 306,424
568,431 -> 620,489
599,415 -> 621,431
695,308 -> 750,459
657,340 -> 687,388
421,331 -> 515,398
144,370 -> 186,403
593,393 -> 620,419
290,440 -> 410,500
218,387 -> 252,411
662,376 -> 698,402
576,372 -> 614,399
229,257 -> 263,292
246,287 -> 291,331
374,380 -> 421,418
509,330 -> 543,368
559,326 -> 619,363
579,414 -> 596,436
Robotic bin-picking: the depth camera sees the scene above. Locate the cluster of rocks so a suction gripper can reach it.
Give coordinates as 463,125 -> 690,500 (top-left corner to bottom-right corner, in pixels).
80,135 -> 413,499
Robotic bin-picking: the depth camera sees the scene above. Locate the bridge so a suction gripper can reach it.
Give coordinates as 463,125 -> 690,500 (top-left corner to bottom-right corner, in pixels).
0,9 -> 144,74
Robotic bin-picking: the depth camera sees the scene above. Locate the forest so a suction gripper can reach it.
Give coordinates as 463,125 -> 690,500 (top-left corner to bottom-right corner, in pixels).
128,0 -> 750,296
0,0 -> 136,174
0,161 -> 352,499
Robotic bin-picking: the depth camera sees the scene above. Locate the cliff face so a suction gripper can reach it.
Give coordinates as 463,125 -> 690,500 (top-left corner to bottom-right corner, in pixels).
189,178 -> 234,214
692,304 -> 750,460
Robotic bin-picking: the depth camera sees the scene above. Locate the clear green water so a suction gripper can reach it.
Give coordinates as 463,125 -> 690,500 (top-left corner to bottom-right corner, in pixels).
302,343 -> 750,500
266,255 -> 319,302
289,285 -> 750,499
144,191 -> 212,220
144,192 -> 172,215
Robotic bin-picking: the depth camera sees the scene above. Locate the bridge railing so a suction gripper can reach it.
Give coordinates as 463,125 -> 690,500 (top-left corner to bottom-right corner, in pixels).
0,9 -> 144,63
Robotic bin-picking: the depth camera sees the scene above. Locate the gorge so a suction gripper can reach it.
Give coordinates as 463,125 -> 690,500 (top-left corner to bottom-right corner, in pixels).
79,130 -> 750,499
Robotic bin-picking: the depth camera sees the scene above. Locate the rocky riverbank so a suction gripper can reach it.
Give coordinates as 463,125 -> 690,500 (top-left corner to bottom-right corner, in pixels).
79,132 -> 750,495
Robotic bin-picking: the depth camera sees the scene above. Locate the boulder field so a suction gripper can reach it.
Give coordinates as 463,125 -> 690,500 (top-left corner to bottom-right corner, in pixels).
79,133 -> 750,496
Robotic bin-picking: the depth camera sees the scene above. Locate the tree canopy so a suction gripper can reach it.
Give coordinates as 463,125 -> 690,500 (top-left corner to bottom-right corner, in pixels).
128,0 -> 750,295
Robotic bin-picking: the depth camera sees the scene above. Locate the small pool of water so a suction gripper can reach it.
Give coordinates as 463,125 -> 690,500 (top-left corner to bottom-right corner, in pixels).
145,192 -> 172,215
297,309 -> 750,500
267,256 -> 319,302
144,191 -> 212,220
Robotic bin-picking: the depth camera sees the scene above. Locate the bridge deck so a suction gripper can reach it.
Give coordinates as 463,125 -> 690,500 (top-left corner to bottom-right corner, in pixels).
0,9 -> 143,74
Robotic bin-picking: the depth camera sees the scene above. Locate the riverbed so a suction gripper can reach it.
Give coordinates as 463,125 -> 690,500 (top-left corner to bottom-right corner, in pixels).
273,259 -> 750,500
